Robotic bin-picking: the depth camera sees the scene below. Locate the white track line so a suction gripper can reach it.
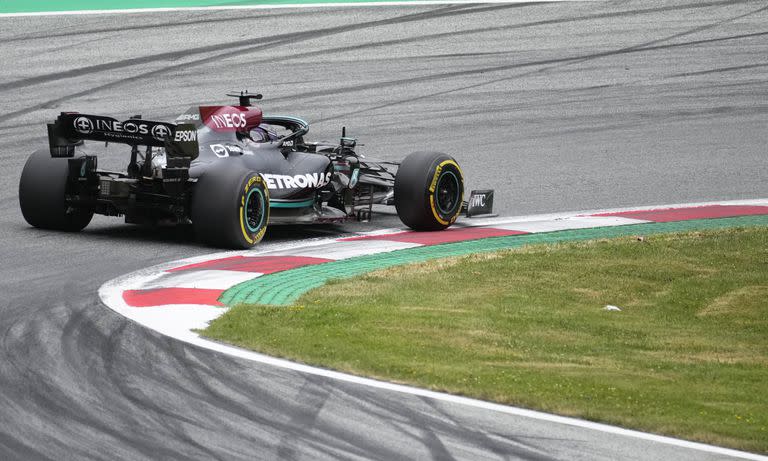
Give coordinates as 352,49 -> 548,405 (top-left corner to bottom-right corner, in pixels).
99,199 -> 768,461
0,0 -> 581,18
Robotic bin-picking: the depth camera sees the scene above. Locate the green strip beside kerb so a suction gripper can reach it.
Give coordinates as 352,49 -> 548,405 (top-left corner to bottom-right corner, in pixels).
218,215 -> 768,307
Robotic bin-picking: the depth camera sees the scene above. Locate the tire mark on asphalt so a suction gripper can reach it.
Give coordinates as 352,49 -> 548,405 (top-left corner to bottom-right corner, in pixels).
272,376 -> 431,459
327,381 -> 559,461
8,1 -> 753,126
562,3 -> 768,69
671,62 -> 768,77
0,433 -> 50,461
155,340 -> 420,459
362,0 -> 758,55
1,5 -> 470,92
2,9 -> 324,43
559,105 -> 768,132
279,18 -> 768,101
422,430 -> 459,461
12,0 -> 743,128
0,3 -> 509,94
65,305 -> 206,460
185,0 -> 760,77
61,303 -> 216,459
1,302 -> 173,460
101,311 -> 274,459
0,5 -> 537,126
310,25 -> 768,123
0,305 -> 54,461
297,1 -> 765,124
418,397 -> 555,461
167,344 -> 289,427
275,378 -> 332,459
103,339 -> 203,429
295,393 -> 436,460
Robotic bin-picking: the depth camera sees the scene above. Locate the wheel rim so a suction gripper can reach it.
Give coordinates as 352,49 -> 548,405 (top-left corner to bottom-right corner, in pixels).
244,188 -> 265,233
435,170 -> 460,215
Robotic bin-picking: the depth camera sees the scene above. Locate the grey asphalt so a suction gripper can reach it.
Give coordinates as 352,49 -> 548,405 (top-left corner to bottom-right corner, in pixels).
0,1 -> 766,459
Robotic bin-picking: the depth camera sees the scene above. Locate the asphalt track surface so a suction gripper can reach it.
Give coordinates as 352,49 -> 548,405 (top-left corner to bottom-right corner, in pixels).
0,1 -> 766,459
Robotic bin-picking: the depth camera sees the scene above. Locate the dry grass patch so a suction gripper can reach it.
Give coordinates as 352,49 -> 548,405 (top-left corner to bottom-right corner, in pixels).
698,285 -> 768,317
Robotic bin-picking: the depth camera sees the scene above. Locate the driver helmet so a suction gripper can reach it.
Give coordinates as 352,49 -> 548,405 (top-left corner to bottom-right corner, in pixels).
248,125 -> 278,143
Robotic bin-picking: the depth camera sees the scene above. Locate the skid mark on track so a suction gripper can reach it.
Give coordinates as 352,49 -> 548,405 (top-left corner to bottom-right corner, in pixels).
0,4 -> 535,125
313,22 -> 768,121
0,4 -> 500,93
672,62 -> 768,77
216,0 -> 768,71
5,1 -> 765,126
320,25 -> 768,93
2,9 -> 324,43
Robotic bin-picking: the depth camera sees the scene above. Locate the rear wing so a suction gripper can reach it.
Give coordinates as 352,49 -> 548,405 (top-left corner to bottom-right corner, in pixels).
47,112 -> 198,159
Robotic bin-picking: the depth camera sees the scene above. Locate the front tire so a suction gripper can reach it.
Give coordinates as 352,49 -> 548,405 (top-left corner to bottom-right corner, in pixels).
394,151 -> 464,231
191,161 -> 269,249
18,149 -> 93,231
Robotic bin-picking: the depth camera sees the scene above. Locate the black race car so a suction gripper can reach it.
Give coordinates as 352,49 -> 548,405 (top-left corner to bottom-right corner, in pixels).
19,92 -> 492,248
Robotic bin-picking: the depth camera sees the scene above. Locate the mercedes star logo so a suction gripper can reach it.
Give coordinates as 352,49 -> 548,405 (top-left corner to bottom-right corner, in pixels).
73,116 -> 93,134
151,124 -> 171,141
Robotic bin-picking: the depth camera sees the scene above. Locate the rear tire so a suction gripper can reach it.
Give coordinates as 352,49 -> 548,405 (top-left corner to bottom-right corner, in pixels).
394,151 -> 464,231
191,161 -> 269,249
18,149 -> 93,231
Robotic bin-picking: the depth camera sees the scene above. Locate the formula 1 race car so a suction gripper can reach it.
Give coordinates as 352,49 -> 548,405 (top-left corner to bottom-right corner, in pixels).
19,92 -> 493,248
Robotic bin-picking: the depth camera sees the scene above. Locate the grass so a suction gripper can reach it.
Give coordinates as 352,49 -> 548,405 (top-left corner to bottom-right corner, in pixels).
203,226 -> 768,453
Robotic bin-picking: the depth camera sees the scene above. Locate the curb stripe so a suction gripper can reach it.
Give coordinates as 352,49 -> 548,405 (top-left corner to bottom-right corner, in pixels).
591,204 -> 768,222
140,270 -> 262,290
123,287 -> 225,307
168,255 -> 334,273
342,226 -> 527,244
257,239 -> 422,259
492,216 -> 648,233
219,214 -> 768,306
